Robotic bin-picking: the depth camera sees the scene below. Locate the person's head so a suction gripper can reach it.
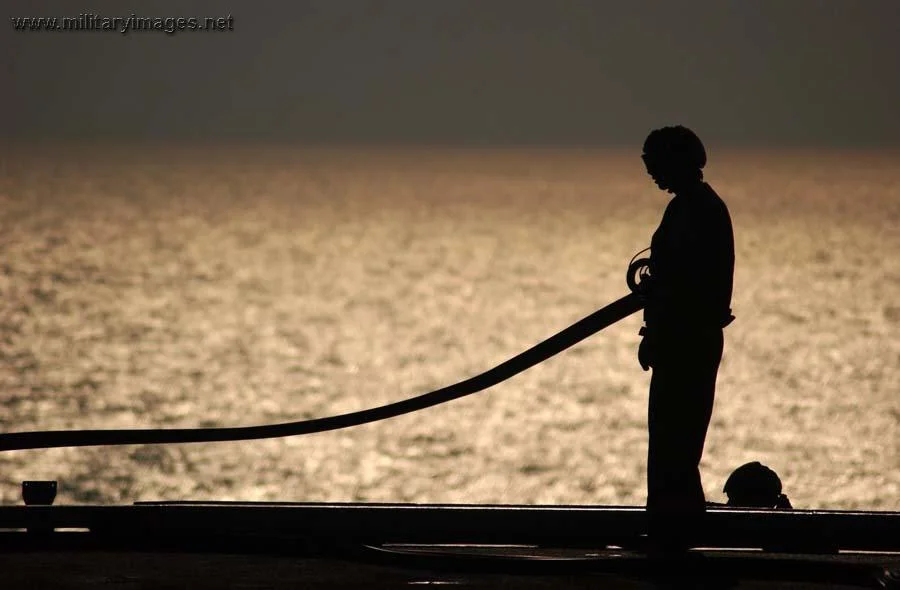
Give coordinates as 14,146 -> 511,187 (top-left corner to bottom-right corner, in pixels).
641,125 -> 706,194
724,461 -> 786,508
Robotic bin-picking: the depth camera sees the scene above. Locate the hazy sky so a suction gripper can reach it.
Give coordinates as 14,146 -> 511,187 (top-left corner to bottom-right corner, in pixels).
4,0 -> 900,146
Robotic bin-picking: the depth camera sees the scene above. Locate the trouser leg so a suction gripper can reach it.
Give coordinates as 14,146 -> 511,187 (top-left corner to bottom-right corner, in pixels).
646,329 -> 723,544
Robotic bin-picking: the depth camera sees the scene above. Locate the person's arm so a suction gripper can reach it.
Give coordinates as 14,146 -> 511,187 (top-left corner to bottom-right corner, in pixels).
644,207 -> 706,327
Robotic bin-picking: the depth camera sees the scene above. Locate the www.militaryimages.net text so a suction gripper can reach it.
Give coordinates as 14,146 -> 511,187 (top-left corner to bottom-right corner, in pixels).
10,13 -> 234,35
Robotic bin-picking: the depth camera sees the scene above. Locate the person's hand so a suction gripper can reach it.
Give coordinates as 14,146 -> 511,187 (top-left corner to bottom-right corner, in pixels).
638,332 -> 654,371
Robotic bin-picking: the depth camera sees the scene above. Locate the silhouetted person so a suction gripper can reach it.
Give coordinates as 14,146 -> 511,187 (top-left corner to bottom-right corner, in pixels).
637,126 -> 735,550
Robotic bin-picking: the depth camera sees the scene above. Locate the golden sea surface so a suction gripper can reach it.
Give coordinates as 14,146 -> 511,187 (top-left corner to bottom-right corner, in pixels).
0,143 -> 897,508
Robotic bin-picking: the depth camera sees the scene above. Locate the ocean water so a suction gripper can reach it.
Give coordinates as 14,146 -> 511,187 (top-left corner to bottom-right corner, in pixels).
0,143 -> 897,508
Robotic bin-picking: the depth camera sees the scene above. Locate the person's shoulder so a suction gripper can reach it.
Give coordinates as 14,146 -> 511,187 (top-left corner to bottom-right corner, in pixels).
700,183 -> 731,215
701,182 -> 725,203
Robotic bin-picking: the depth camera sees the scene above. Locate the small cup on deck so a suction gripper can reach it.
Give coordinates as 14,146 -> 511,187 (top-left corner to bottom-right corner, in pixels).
22,480 -> 57,506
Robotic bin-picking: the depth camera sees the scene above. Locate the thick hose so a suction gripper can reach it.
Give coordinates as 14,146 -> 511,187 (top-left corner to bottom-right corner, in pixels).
0,293 -> 642,452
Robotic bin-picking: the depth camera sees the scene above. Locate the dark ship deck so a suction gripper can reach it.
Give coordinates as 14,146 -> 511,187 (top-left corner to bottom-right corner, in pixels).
2,502 -> 898,589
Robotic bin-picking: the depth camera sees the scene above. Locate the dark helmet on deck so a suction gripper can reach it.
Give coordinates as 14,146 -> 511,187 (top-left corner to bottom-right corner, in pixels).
724,461 -> 792,509
642,125 -> 707,173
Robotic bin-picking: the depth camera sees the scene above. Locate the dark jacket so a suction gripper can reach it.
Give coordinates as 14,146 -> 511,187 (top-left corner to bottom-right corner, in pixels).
644,182 -> 734,332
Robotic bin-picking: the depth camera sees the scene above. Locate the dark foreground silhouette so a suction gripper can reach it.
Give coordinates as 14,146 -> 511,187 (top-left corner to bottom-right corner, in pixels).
724,461 -> 793,510
638,126 -> 735,549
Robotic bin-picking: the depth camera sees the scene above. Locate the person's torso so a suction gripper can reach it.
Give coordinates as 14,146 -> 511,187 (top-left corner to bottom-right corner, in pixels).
646,182 -> 734,329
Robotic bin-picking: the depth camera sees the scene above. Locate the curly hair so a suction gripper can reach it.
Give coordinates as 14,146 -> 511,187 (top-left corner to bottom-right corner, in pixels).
642,125 -> 707,174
